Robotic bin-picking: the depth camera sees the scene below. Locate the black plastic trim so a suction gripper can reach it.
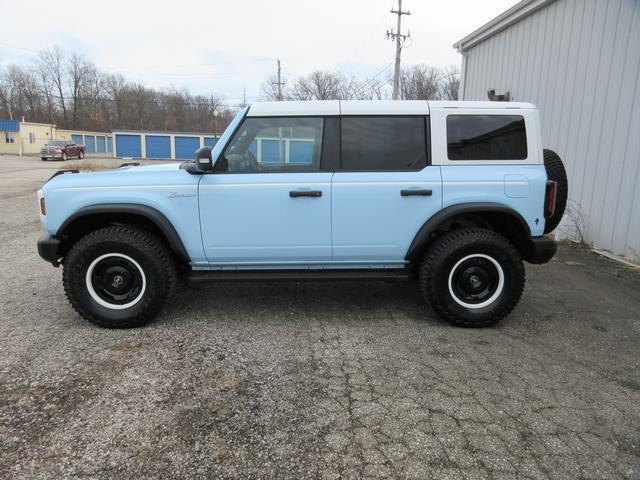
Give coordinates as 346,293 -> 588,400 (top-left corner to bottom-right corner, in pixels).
401,189 -> 432,196
405,203 -> 532,262
523,236 -> 557,264
57,204 -> 190,262
37,234 -> 62,266
48,169 -> 79,181
190,268 -> 410,282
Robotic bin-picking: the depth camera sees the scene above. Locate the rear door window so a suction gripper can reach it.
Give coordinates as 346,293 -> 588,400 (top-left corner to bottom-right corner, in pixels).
340,116 -> 427,171
447,115 -> 527,160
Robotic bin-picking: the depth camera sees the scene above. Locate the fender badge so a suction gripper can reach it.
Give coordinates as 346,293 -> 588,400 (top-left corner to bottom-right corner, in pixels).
168,192 -> 196,198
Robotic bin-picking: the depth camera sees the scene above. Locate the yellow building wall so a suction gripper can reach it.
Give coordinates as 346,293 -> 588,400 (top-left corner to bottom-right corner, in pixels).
0,130 -> 21,155
19,123 -> 56,154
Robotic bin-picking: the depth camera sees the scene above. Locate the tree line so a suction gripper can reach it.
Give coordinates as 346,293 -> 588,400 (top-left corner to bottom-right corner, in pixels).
0,47 -> 234,133
262,65 -> 460,102
0,46 -> 459,134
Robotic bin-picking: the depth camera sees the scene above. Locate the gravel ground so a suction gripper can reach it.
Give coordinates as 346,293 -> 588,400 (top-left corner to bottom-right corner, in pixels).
1,155 -> 639,479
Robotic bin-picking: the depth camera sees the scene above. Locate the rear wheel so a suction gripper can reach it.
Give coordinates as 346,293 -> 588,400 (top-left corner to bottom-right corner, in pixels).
63,226 -> 177,328
78,150 -> 84,159
419,228 -> 525,327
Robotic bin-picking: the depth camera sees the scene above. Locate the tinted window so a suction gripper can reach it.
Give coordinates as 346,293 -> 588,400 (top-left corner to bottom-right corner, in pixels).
223,117 -> 323,172
447,115 -> 527,160
341,117 -> 427,171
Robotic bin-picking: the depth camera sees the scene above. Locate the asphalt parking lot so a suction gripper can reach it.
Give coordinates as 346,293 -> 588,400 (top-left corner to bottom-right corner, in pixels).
0,155 -> 639,479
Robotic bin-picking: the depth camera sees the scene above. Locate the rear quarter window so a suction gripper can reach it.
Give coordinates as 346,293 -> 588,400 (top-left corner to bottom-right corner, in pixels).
447,115 -> 527,160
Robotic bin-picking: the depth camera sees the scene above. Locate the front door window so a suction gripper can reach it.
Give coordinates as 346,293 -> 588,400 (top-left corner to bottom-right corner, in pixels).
221,117 -> 324,172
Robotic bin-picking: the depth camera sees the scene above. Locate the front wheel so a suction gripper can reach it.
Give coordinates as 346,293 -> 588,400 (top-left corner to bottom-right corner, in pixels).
63,226 -> 177,328
61,152 -> 68,161
419,228 -> 525,327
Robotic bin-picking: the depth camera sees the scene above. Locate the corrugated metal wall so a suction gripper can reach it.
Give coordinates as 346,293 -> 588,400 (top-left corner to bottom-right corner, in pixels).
461,0 -> 640,260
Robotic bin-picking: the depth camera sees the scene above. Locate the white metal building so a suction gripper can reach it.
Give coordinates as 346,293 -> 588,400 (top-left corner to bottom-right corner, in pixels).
454,0 -> 640,261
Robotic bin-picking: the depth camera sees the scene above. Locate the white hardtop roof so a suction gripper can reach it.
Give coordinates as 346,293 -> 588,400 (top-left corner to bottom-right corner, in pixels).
428,101 -> 536,110
247,100 -> 536,116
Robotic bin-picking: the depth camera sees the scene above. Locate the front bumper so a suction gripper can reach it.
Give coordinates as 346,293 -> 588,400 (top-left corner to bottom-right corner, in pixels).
37,234 -> 61,266
523,236 -> 557,264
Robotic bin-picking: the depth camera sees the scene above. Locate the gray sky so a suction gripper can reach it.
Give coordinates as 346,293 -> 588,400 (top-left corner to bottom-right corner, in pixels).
0,0 -> 516,105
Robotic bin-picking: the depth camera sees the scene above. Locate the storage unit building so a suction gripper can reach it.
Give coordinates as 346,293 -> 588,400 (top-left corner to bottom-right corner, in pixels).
112,130 -> 219,160
0,122 -> 111,157
0,120 -> 56,156
454,0 -> 640,262
84,135 -> 95,153
57,130 -> 113,155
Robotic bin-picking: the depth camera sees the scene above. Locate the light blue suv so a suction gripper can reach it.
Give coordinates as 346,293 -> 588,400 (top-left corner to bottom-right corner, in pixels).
37,101 -> 567,328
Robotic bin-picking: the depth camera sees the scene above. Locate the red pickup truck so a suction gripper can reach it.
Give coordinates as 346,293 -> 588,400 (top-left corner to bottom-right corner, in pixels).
41,140 -> 85,161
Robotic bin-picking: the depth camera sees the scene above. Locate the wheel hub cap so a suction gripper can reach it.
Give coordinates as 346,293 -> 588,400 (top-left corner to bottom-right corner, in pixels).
448,254 -> 505,309
86,254 -> 146,309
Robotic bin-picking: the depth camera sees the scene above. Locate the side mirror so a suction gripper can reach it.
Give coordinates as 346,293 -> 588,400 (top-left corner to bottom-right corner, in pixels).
194,147 -> 213,172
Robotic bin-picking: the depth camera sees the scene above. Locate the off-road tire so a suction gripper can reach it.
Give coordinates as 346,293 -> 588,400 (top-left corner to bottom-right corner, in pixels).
63,225 -> 177,328
543,149 -> 568,234
419,228 -> 525,327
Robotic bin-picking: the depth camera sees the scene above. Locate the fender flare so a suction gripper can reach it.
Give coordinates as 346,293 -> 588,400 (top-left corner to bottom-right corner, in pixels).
405,202 -> 532,262
57,203 -> 190,262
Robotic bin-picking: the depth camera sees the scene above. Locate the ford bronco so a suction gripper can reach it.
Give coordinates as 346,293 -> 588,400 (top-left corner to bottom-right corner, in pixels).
36,100 -> 567,328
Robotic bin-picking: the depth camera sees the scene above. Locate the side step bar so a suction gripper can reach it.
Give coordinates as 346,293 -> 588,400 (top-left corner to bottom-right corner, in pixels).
190,269 -> 411,282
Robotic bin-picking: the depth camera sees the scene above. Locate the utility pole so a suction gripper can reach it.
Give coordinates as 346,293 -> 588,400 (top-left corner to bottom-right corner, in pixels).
387,0 -> 411,100
272,59 -> 285,101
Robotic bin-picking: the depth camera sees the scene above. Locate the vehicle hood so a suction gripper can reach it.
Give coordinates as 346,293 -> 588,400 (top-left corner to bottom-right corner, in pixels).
41,162 -> 190,193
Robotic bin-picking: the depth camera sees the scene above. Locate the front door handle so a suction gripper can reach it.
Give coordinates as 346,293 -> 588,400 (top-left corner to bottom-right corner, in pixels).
290,190 -> 322,198
400,189 -> 432,196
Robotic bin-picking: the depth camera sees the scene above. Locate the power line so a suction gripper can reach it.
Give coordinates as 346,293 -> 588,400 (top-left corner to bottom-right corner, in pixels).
386,0 -> 411,100
334,12 -> 390,71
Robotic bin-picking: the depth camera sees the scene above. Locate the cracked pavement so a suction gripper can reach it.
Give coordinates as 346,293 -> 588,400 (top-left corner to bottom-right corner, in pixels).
0,156 -> 639,479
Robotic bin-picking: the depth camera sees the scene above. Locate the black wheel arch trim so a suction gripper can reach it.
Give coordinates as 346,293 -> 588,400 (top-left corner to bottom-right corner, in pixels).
405,203 -> 532,262
56,203 -> 190,263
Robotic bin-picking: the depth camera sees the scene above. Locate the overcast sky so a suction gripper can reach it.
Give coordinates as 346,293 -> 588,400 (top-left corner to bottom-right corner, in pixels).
0,0 -> 516,105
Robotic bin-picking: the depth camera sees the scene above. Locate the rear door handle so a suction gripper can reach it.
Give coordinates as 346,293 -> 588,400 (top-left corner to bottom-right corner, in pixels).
400,189 -> 432,196
289,190 -> 322,198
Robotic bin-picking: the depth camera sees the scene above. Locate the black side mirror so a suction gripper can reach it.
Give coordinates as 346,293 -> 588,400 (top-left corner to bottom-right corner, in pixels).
194,147 -> 213,172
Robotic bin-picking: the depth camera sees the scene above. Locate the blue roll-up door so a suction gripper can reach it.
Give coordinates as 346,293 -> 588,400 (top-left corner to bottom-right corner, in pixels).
174,136 -> 200,159
146,135 -> 171,159
115,134 -> 142,158
289,140 -> 313,164
260,139 -> 280,163
85,135 -> 95,153
204,137 -> 218,148
107,137 -> 113,153
72,134 -> 83,145
96,136 -> 106,153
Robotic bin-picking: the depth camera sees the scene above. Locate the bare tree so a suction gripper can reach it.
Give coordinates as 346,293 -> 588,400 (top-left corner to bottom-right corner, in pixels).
261,74 -> 285,101
439,65 -> 460,100
67,53 -> 95,128
399,65 -> 440,100
38,47 -> 69,128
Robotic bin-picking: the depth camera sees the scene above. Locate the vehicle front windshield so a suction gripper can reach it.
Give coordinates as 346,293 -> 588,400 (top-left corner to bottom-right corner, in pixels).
211,107 -> 248,163
47,140 -> 67,146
